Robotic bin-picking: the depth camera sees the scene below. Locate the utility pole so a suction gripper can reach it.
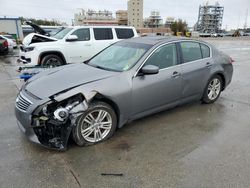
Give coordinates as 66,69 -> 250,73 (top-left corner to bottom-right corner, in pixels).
243,9 -> 248,30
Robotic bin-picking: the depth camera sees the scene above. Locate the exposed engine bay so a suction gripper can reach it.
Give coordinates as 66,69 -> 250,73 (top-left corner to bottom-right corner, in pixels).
31,94 -> 88,150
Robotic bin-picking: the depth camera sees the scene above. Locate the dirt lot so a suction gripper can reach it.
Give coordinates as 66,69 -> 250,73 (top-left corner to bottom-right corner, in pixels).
0,37 -> 250,188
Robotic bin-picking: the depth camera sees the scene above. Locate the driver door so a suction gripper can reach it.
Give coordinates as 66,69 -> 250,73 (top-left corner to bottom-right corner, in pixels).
64,28 -> 92,63
131,43 -> 182,117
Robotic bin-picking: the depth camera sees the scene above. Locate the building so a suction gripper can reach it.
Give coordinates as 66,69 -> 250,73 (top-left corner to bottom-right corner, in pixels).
74,9 -> 118,26
127,0 -> 143,28
144,11 -> 163,28
165,17 -> 175,28
195,2 -> 224,33
0,17 -> 23,40
116,10 -> 128,25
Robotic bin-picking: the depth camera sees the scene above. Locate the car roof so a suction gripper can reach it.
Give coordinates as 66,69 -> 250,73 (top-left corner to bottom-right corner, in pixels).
118,36 -> 210,46
67,25 -> 136,29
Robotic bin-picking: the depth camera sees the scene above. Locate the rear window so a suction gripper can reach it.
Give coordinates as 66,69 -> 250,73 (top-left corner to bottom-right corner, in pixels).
115,28 -> 134,39
200,43 -> 210,58
93,28 -> 113,40
180,42 -> 202,63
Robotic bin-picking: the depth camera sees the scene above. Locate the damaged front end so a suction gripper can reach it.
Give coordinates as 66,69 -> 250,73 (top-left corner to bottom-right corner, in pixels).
31,94 -> 88,150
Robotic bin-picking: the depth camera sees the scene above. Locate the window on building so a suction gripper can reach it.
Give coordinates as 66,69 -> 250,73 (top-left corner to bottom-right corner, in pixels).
71,28 -> 90,41
93,28 -> 113,40
115,28 -> 134,39
180,42 -> 202,63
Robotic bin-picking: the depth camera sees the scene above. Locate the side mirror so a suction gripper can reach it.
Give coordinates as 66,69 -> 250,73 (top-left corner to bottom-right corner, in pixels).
66,35 -> 78,42
140,65 -> 159,75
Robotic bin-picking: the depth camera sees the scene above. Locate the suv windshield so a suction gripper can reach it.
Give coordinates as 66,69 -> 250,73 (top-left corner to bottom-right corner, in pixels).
53,28 -> 72,39
49,27 -> 65,37
88,42 -> 151,72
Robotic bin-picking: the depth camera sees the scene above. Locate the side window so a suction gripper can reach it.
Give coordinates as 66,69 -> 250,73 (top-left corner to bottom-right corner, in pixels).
180,42 -> 202,63
93,28 -> 113,40
144,43 -> 178,69
71,28 -> 90,41
115,28 -> 134,39
200,43 -> 210,58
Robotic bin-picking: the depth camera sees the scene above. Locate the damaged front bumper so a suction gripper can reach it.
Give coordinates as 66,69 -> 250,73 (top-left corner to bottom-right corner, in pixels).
15,91 -> 87,150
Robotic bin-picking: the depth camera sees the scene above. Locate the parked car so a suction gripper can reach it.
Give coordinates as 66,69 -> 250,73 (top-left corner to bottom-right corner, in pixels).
15,37 -> 233,150
0,36 -> 8,55
211,33 -> 218,37
243,33 -> 250,36
18,26 -> 138,67
0,35 -> 17,50
217,33 -> 226,37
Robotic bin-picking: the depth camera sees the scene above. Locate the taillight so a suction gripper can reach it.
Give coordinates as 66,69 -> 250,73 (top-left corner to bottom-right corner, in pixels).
229,57 -> 234,64
3,41 -> 8,47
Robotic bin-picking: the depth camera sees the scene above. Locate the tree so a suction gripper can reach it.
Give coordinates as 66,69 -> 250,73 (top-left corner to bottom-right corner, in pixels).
170,19 -> 188,36
20,17 -> 62,26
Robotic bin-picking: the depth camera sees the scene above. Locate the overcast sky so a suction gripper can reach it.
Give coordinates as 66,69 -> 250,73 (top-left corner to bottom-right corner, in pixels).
0,0 -> 249,30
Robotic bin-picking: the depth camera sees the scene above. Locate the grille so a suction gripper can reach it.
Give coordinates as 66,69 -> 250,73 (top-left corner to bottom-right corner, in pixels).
16,93 -> 32,112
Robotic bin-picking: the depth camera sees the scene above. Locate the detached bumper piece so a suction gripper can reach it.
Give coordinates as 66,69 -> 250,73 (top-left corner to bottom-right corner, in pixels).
17,56 -> 31,64
32,120 -> 73,150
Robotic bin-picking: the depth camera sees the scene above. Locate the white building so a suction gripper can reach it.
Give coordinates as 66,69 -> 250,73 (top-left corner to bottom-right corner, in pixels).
0,17 -> 23,40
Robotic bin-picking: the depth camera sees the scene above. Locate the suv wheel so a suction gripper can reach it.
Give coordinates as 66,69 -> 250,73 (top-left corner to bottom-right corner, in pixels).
41,54 -> 64,67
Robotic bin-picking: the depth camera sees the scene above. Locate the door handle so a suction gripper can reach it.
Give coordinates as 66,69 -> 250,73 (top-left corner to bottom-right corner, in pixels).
206,62 -> 212,68
172,71 -> 181,78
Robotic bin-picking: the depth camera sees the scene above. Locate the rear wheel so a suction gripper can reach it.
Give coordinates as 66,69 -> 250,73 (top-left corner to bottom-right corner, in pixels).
202,75 -> 222,104
72,101 -> 117,146
40,54 -> 64,67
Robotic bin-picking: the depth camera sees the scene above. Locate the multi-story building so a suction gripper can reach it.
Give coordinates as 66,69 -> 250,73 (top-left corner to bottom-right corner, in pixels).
127,0 -> 143,28
144,11 -> 163,28
74,9 -> 118,26
116,10 -> 128,25
165,17 -> 175,28
195,2 -> 224,33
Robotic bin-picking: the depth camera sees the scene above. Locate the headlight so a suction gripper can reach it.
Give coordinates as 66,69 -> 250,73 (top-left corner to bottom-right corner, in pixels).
24,46 -> 35,52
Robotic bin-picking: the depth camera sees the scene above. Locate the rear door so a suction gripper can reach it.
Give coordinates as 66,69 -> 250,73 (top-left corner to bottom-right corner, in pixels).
179,41 -> 212,101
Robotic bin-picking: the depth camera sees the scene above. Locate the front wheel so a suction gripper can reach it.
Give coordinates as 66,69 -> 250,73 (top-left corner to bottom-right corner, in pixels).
202,75 -> 223,104
40,54 -> 64,67
72,101 -> 117,146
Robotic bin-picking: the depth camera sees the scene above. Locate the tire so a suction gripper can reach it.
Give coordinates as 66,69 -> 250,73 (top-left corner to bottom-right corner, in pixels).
202,75 -> 223,104
40,54 -> 64,67
72,101 -> 117,146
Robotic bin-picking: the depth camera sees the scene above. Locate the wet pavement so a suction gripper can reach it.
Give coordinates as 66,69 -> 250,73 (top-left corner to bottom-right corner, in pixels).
0,37 -> 250,188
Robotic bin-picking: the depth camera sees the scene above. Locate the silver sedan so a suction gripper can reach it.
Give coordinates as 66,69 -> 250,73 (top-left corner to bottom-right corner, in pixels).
15,37 -> 233,150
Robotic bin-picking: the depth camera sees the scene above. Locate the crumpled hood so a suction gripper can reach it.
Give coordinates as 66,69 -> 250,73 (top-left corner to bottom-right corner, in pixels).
22,33 -> 57,46
25,63 -> 118,99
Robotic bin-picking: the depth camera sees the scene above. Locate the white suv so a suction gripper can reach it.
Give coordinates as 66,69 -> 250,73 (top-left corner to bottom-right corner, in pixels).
19,26 -> 138,67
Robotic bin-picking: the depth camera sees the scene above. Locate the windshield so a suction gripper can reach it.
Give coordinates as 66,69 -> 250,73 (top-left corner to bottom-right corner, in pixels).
53,28 -> 72,39
49,27 -> 65,37
88,42 -> 151,72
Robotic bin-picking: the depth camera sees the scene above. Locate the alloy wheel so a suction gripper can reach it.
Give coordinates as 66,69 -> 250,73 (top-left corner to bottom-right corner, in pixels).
207,78 -> 221,100
80,109 -> 112,143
